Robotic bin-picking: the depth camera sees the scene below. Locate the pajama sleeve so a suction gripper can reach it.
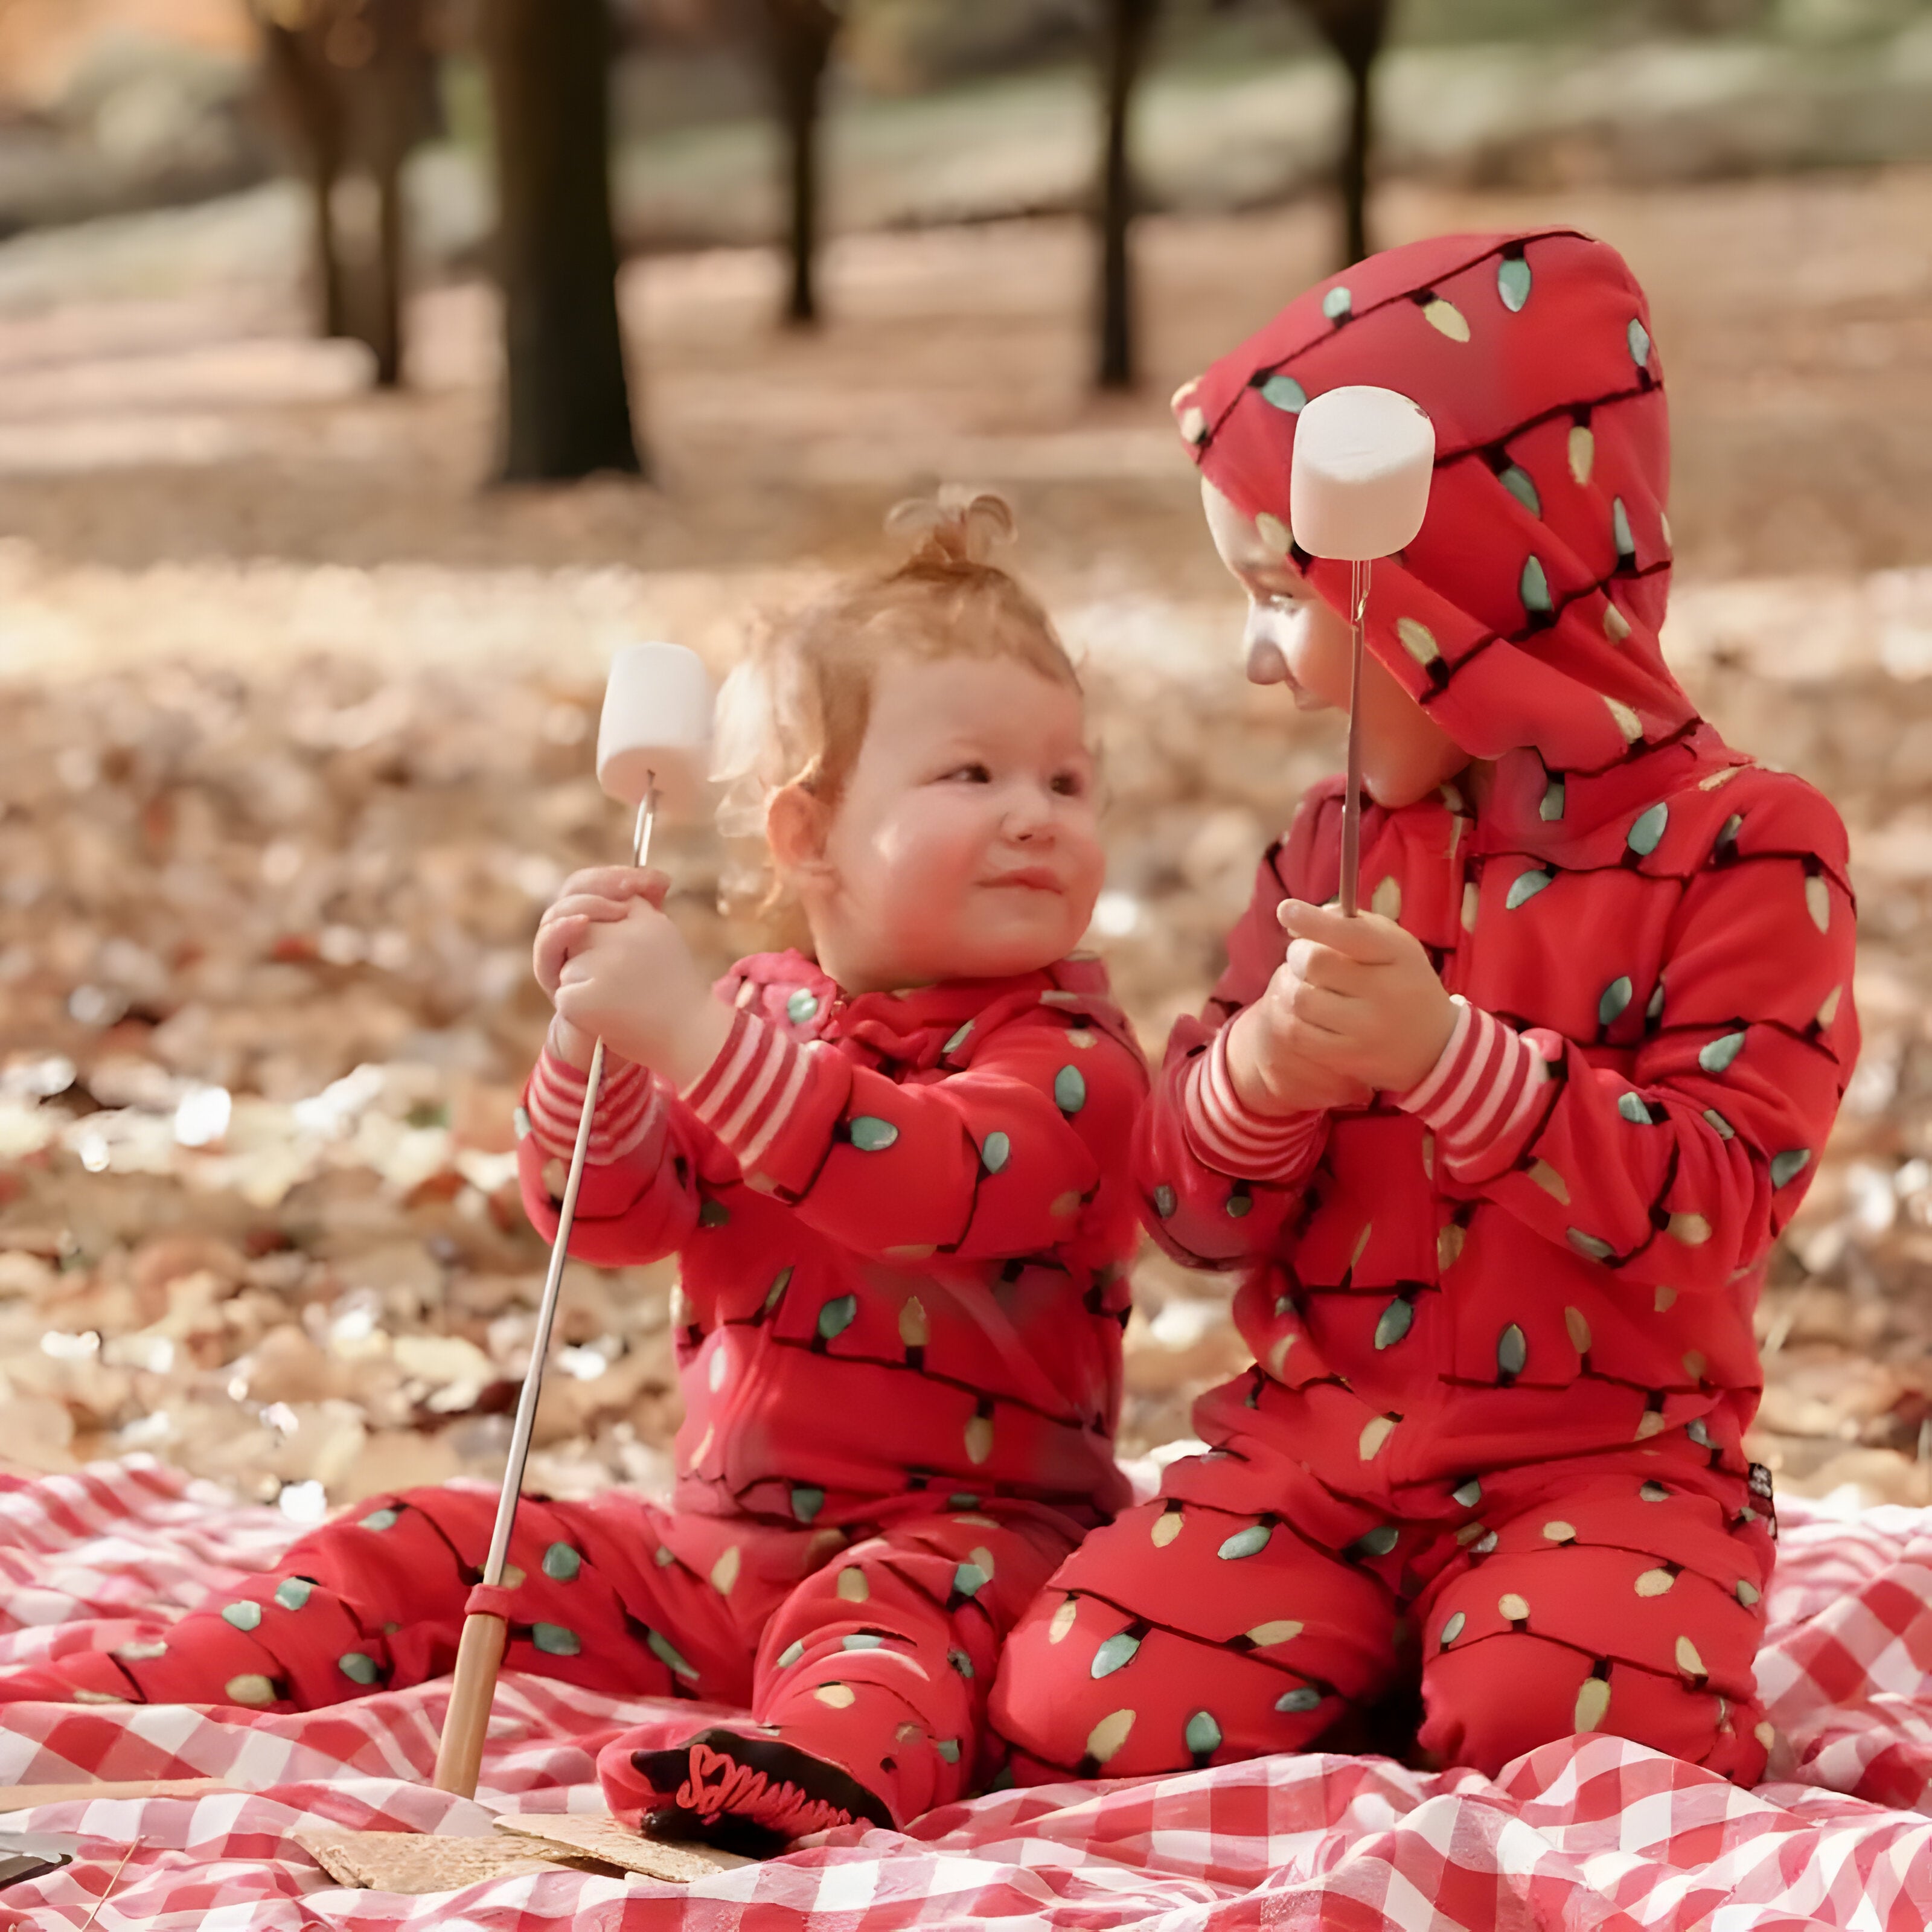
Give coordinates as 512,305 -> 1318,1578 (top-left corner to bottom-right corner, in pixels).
678,1000 -> 1147,1263
1394,773 -> 1859,1295
1133,831 -> 1332,1270
516,1044 -> 703,1267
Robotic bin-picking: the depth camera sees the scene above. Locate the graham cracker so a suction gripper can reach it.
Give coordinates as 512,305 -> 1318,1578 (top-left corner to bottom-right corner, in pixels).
296,1828 -> 609,1893
494,1812 -> 754,1881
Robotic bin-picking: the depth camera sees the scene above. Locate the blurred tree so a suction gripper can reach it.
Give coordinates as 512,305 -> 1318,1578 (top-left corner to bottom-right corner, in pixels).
482,0 -> 644,479
842,0 -> 1093,91
1651,0 -> 1772,26
1294,0 -> 1391,266
250,0 -> 443,387
621,0 -> 839,330
756,0 -> 842,327
1095,0 -> 1157,389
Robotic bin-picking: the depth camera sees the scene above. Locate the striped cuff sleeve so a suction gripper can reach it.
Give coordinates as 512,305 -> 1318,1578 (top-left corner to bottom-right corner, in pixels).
680,1008 -> 819,1177
1179,1025 -> 1328,1181
1392,997 -> 1553,1178
525,1049 -> 664,1165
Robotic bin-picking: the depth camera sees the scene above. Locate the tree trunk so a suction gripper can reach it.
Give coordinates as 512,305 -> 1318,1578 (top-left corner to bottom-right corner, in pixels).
312,162 -> 349,342
482,0 -> 643,481
1339,45 -> 1372,266
1297,0 -> 1391,268
1095,0 -> 1157,391
760,0 -> 839,329
261,22 -> 350,341
372,157 -> 405,386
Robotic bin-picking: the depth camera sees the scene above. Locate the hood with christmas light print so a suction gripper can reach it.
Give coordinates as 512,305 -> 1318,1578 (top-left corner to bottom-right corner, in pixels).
1176,228 -> 1703,789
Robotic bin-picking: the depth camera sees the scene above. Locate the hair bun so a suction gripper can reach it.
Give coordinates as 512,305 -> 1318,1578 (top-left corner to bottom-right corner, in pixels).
884,487 -> 1017,569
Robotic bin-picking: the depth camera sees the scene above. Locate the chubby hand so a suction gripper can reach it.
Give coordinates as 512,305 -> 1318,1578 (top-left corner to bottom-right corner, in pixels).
532,865 -> 658,1066
535,867 -> 732,1084
1248,898 -> 1456,1096
534,866 -> 663,996
1224,994 -> 1374,1117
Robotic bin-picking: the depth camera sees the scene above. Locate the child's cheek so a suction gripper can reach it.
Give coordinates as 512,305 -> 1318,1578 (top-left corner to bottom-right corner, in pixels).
877,797 -> 979,923
1286,611 -> 1355,711
1063,818 -> 1107,927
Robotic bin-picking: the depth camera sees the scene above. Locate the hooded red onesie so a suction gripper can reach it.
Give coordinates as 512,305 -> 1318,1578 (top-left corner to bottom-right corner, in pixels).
991,229 -> 1858,1789
17,952 -> 1144,1837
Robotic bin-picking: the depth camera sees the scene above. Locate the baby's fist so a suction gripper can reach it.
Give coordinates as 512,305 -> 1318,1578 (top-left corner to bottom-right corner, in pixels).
1272,900 -> 1456,1093
1226,973 -> 1375,1117
534,866 -> 668,998
544,877 -> 732,1087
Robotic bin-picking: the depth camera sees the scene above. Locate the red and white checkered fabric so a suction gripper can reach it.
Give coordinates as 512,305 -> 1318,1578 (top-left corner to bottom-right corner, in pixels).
4,1457 -> 1930,1930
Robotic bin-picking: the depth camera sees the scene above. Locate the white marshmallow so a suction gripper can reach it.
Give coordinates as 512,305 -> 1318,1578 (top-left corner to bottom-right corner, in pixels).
596,642 -> 714,812
1288,385 -> 1436,562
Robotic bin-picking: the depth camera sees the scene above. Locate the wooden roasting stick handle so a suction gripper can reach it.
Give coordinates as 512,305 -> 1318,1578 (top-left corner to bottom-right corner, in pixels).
429,792 -> 656,1801
432,1611 -> 510,1799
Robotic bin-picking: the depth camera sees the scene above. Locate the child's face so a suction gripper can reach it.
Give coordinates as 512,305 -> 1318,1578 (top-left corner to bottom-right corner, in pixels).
789,653 -> 1105,992
1202,478 -> 1469,808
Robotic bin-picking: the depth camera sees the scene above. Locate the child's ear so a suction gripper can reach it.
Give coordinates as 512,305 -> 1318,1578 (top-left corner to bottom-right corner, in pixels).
767,783 -> 833,882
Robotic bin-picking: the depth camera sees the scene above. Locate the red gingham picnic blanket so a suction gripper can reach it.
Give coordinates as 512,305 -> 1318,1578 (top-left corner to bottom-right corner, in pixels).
3,1456 -> 1930,1930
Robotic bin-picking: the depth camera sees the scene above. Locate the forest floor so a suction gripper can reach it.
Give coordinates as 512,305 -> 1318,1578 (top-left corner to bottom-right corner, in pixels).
2,166 -> 1931,1524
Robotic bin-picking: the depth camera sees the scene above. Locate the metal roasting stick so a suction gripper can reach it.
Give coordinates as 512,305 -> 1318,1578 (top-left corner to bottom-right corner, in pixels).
1339,557 -> 1370,918
1286,386 -> 1434,925
433,781 -> 658,1799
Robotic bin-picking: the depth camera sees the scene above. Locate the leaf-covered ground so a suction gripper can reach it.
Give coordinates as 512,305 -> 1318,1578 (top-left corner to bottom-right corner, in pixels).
3,170 -> 1931,1529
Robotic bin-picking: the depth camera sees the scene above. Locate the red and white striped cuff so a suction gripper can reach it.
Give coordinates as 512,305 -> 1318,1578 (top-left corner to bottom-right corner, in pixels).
1392,997 -> 1552,1176
1180,1025 -> 1328,1180
680,1007 -> 817,1176
525,1049 -> 664,1165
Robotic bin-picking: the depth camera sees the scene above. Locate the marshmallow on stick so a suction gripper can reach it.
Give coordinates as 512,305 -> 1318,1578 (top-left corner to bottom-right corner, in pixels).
433,642 -> 714,1802
1287,385 -> 1435,915
597,641 -> 715,817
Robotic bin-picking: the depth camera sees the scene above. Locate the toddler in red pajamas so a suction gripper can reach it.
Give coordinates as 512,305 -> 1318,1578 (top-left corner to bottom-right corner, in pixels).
13,495 -> 1147,1848
993,229 -> 1858,1788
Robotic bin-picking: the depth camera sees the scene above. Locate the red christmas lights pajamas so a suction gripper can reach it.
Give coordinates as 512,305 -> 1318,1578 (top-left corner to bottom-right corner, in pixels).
993,228 -> 1858,1788
21,953 -> 1146,1835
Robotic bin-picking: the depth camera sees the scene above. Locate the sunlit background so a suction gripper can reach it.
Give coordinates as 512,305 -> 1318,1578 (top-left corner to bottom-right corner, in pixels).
1,0 -> 1930,1526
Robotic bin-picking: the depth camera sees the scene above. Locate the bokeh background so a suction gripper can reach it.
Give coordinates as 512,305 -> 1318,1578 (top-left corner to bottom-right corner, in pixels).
2,0 -> 1931,1532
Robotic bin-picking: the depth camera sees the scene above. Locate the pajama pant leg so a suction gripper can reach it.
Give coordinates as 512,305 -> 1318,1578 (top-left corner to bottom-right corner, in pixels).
1416,1471 -> 1775,1783
747,1503 -> 1080,1823
991,1495 -> 1401,1781
31,1485 -> 759,1714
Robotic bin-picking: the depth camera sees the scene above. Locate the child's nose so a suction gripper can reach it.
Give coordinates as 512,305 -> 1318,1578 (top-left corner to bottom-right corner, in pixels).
1246,634 -> 1290,685
1244,598 -> 1325,706
1245,593 -> 1307,648
1002,778 -> 1056,837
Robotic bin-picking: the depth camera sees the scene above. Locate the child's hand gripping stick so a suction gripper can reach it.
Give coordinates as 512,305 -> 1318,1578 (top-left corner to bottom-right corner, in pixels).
433,643 -> 713,1800
1287,385 -> 1434,915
